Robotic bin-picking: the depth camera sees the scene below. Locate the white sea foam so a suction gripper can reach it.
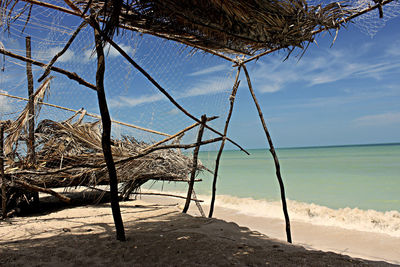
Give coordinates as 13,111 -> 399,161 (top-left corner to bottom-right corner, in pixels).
210,194 -> 400,237
142,189 -> 400,237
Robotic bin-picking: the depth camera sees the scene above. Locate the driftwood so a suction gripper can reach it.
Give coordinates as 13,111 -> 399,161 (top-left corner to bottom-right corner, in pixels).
94,24 -> 125,241
88,19 -> 249,156
183,115 -> 207,214
0,47 -> 97,90
209,66 -> 241,218
242,64 -> 292,243
1,123 -> 6,218
13,180 -> 70,203
142,116 -> 218,153
25,36 -> 35,165
38,21 -> 87,83
132,192 -> 203,202
0,92 -> 171,137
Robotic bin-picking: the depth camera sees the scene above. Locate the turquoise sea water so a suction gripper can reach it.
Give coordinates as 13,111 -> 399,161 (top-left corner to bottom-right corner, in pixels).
203,143 -> 400,212
145,143 -> 400,236
150,143 -> 400,212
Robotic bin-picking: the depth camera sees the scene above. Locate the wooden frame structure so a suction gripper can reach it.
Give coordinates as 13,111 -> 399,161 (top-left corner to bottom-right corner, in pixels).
0,0 -> 393,243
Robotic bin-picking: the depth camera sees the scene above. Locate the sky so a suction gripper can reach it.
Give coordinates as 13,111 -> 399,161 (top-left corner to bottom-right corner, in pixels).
0,1 -> 399,150
229,16 -> 400,149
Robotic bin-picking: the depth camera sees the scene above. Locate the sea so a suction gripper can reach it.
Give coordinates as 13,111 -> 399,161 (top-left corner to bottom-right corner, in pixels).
144,143 -> 400,237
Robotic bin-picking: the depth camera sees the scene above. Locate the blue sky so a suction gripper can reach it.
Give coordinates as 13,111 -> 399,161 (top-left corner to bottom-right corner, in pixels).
226,16 -> 400,149
0,2 -> 399,149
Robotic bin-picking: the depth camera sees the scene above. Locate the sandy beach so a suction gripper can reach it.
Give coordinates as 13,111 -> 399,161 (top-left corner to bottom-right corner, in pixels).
0,193 -> 398,266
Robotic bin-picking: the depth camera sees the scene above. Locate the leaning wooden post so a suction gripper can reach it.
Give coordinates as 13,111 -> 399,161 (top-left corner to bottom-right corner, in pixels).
183,114 -> 207,213
0,123 -> 6,218
25,36 -> 36,165
209,67 -> 241,218
93,24 -> 125,241
242,64 -> 292,243
25,36 -> 39,205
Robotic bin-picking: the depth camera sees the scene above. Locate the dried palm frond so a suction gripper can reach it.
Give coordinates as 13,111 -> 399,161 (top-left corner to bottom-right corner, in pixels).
77,0 -> 356,55
1,0 -> 355,55
6,117 -> 201,197
4,76 -> 53,157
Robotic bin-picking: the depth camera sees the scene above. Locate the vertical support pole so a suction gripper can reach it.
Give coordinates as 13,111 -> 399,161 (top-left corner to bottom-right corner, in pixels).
183,114 -> 207,214
242,64 -> 292,243
26,36 -> 39,206
25,36 -> 35,165
209,67 -> 241,218
94,25 -> 126,241
0,123 -> 6,218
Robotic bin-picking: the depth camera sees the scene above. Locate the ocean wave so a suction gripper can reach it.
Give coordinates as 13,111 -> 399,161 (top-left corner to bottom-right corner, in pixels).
141,189 -> 400,237
210,194 -> 400,237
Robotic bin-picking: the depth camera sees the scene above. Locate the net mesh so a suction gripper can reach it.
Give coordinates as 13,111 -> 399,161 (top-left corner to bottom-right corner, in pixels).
351,0 -> 400,37
0,2 -> 240,199
0,0 -> 399,195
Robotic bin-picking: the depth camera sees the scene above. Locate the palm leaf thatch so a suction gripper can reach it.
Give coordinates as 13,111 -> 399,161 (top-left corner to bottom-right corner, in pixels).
4,117 -> 201,199
1,0 -> 355,55
4,76 -> 53,158
77,0 -> 354,55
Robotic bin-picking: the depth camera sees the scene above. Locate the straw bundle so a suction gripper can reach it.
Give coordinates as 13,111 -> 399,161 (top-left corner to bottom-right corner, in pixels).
4,118 -> 200,201
79,0 -> 354,54
1,0 -> 354,55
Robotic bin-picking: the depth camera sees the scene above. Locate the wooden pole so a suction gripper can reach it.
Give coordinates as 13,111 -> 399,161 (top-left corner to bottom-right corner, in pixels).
94,25 -> 125,241
182,114 -> 207,213
25,36 -> 39,205
209,67 -> 241,218
25,36 -> 36,165
242,64 -> 292,243
0,47 -> 97,90
88,19 -> 249,156
38,21 -> 87,82
141,116 -> 217,152
0,92 -> 171,137
0,124 -> 6,218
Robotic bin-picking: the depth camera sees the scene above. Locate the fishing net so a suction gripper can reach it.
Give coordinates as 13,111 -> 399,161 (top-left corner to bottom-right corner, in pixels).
0,0 -> 399,204
0,1 -> 238,204
351,0 -> 400,37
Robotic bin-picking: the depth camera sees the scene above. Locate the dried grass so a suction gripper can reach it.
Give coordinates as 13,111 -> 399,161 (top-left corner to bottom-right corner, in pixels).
1,0 -> 355,55
5,117 -> 199,198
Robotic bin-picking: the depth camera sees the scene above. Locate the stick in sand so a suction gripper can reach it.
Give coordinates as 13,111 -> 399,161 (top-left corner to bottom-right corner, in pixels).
183,115 -> 207,213
209,66 -> 241,218
242,64 -> 292,244
94,24 -> 125,241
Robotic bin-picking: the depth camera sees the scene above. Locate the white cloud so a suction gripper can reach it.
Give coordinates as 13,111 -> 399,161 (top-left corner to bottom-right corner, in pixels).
167,108 -> 179,115
249,44 -> 400,93
109,76 -> 234,108
48,47 -> 75,62
284,89 -> 400,109
180,78 -> 232,98
104,43 -> 135,58
386,41 -> 400,57
0,90 -> 13,113
258,84 -> 281,93
354,112 -> 400,126
82,43 -> 135,62
35,47 -> 76,63
109,93 -> 164,107
188,64 -> 228,76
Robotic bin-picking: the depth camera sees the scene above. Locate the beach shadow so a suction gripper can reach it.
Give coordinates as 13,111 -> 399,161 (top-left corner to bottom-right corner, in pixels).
1,209 -> 395,267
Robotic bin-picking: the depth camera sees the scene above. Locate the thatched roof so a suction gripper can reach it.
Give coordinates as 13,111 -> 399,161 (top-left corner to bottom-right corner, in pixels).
0,0 -> 355,55
79,0 -> 354,55
4,118 -> 201,199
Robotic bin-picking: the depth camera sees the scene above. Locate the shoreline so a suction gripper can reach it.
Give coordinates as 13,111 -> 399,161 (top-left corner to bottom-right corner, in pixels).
0,192 -> 398,266
140,194 -> 400,265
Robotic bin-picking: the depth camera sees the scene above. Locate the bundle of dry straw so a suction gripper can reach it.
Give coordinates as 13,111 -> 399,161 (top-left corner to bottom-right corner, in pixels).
80,0 -> 354,54
4,117 -> 200,200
